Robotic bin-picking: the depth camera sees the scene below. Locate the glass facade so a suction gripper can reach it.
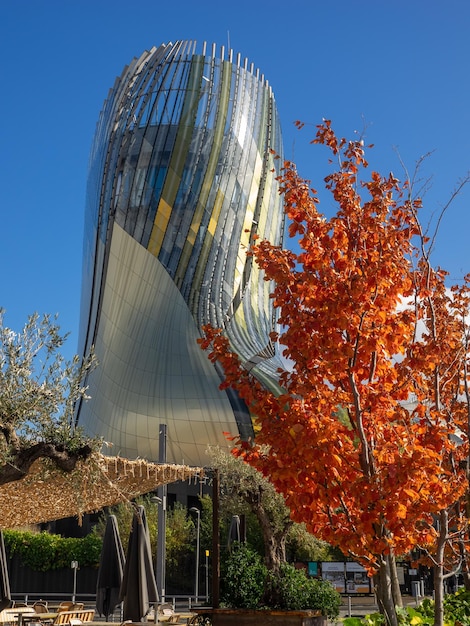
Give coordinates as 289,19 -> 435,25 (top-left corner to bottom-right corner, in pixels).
75,41 -> 285,466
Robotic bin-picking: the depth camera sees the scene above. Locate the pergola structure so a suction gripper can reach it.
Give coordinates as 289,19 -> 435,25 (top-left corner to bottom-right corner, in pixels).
0,453 -> 202,528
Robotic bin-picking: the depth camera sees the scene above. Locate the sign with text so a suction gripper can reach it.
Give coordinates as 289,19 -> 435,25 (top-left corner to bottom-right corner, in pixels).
345,562 -> 371,594
321,562 -> 345,593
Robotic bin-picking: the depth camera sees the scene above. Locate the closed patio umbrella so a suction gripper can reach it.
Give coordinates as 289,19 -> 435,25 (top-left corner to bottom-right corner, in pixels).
227,515 -> 241,552
0,531 -> 12,611
119,505 -> 158,622
96,515 -> 125,620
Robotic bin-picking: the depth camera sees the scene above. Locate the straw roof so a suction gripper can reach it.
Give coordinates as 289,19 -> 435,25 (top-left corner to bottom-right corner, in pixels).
0,453 -> 202,529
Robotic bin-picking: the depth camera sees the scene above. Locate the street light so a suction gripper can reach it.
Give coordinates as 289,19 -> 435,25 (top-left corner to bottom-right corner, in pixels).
152,424 -> 167,603
71,560 -> 78,602
151,494 -> 166,603
189,507 -> 201,603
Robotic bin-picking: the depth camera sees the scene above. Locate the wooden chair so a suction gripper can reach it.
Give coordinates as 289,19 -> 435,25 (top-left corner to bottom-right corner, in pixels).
52,610 -> 94,625
157,604 -> 180,624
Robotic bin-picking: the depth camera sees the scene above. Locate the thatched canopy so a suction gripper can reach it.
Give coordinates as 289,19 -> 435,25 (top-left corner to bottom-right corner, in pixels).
0,453 -> 202,528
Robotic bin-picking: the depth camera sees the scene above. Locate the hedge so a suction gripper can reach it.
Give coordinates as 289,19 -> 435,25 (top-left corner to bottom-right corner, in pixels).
4,530 -> 102,572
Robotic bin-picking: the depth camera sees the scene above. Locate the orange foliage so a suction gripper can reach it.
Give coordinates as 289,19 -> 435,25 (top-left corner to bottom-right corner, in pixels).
199,121 -> 470,574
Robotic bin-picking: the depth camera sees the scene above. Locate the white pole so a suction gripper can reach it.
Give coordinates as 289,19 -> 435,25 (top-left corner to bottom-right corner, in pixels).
71,561 -> 78,602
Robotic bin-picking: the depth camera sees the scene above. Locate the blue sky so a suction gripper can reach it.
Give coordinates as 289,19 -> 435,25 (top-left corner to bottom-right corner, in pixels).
1,0 -> 469,360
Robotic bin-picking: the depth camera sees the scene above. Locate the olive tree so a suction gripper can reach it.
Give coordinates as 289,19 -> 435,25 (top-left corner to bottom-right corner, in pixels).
0,309 -> 98,485
207,446 -> 335,571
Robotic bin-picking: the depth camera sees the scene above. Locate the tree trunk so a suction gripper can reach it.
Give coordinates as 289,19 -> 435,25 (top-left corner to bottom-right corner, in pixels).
388,551 -> 403,608
457,536 -> 470,591
433,562 -> 444,626
373,556 -> 398,626
249,493 -> 288,573
433,510 -> 448,626
262,529 -> 287,572
457,496 -> 470,590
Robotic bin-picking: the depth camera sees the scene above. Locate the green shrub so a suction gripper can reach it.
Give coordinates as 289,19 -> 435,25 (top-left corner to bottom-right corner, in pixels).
266,562 -> 340,618
442,588 -> 470,625
221,544 -> 340,617
221,544 -> 267,609
265,563 -> 311,610
4,530 -> 102,571
344,615 -> 384,626
303,574 -> 341,618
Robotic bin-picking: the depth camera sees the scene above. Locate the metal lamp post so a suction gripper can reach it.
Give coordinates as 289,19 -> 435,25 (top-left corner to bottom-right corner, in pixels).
150,493 -> 166,602
151,424 -> 167,603
189,507 -> 201,603
71,560 -> 78,602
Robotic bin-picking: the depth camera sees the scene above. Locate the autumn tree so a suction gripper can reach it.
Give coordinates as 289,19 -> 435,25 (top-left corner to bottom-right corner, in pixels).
0,310 -> 98,484
407,268 -> 470,626
199,121 -> 470,626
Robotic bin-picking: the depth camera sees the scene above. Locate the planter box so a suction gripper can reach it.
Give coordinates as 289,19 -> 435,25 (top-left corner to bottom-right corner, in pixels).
191,608 -> 327,626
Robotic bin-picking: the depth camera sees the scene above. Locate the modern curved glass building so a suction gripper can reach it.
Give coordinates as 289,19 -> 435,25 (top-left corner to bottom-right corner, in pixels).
75,41 -> 285,467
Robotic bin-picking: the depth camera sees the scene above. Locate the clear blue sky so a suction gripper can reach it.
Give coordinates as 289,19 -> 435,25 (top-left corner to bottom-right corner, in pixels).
1,0 -> 469,360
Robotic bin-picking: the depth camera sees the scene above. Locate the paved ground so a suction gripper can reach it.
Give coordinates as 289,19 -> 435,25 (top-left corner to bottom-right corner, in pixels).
86,596 -> 426,624
338,594 -> 423,619
338,595 -> 378,619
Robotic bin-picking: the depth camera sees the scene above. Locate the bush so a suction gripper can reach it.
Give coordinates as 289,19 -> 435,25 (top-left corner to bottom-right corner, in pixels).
221,544 -> 340,617
4,530 -> 102,571
221,544 -> 267,609
442,588 -> 470,625
266,562 -> 340,618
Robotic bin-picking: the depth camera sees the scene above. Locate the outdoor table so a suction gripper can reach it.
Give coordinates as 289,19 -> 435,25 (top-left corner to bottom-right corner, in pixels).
2,609 -> 36,626
0,609 -> 32,626
19,613 -> 57,626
